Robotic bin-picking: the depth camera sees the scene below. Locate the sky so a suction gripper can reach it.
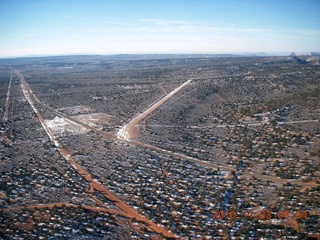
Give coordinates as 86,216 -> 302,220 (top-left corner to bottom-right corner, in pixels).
0,0 -> 319,57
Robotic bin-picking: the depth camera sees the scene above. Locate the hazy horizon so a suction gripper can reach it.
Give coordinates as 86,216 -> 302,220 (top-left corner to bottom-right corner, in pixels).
0,52 -> 309,60
1,0 -> 319,58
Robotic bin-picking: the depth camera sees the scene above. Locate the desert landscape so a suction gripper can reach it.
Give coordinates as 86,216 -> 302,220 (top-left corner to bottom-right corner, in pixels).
0,54 -> 319,239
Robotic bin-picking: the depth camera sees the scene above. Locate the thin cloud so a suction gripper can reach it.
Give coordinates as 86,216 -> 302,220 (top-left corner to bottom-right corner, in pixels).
290,28 -> 320,36
137,19 -> 273,35
139,18 -> 191,26
224,27 -> 272,33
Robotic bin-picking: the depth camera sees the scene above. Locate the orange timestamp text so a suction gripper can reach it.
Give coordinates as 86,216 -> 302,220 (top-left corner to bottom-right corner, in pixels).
212,209 -> 308,220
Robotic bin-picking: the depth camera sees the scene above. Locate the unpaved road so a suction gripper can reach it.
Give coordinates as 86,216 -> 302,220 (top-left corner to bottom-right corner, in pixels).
15,69 -> 318,189
3,70 -> 12,122
117,79 -> 192,141
15,69 -> 176,238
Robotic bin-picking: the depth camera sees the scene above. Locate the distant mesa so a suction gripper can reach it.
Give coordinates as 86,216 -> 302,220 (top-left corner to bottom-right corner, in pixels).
289,52 -> 296,57
289,52 -> 320,57
289,52 -> 320,65
310,52 -> 320,56
243,52 -> 273,56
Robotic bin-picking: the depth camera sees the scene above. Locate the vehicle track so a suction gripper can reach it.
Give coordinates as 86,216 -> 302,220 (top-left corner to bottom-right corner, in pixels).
3,70 -> 12,122
117,79 -> 192,141
15,69 -> 176,239
15,69 -> 318,191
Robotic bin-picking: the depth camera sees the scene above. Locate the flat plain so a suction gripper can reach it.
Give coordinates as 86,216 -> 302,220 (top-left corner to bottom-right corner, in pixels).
0,54 -> 319,239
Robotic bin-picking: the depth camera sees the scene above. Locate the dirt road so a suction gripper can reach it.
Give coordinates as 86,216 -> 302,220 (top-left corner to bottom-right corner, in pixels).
16,69 -> 318,189
15,69 -> 176,238
3,70 -> 12,122
117,79 -> 192,141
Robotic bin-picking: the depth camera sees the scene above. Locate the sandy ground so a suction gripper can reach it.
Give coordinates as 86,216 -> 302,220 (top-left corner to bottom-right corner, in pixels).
44,113 -> 110,136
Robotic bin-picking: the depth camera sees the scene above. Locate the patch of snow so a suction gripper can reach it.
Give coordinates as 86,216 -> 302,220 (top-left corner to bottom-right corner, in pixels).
44,116 -> 89,136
